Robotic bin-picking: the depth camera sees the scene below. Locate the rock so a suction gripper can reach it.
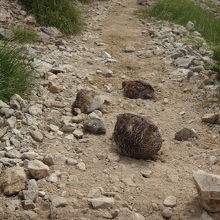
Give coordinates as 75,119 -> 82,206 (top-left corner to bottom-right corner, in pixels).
124,46 -> 135,53
28,104 -> 43,115
0,107 -> 14,118
186,21 -> 195,31
113,113 -> 162,159
163,196 -> 177,207
5,149 -> 21,159
30,130 -> 44,142
191,65 -> 205,72
0,158 -> 22,166
48,83 -> 62,93
122,81 -> 155,99
7,116 -> 16,128
83,118 -> 106,134
116,208 -> 145,220
66,158 -> 77,166
22,210 -> 38,219
89,197 -> 114,209
162,207 -> 173,218
73,129 -> 83,139
200,211 -> 214,220
22,190 -> 38,202
208,156 -> 218,165
202,113 -> 219,124
0,100 -> 9,108
22,200 -> 35,210
107,152 -> 120,162
28,160 -> 49,179
100,51 -> 111,59
140,170 -> 152,178
47,173 -> 58,183
193,170 -> 220,212
5,200 -> 21,211
175,56 -> 194,68
43,154 -> 55,166
72,90 -> 104,115
0,28 -> 14,39
28,179 -> 38,191
0,167 -> 27,196
22,152 -> 39,160
137,0 -> 149,5
10,94 -> 26,109
76,162 -> 86,171
87,188 -> 102,198
175,127 -> 198,141
50,195 -> 67,208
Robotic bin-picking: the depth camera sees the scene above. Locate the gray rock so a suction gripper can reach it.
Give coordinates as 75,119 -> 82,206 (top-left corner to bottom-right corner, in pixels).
50,195 -> 67,208
0,107 -> 14,118
10,94 -> 26,110
30,130 -> 44,142
0,167 -> 27,195
0,28 -> 14,39
83,118 -> 106,134
5,200 -> 21,211
0,157 -> 22,166
0,100 -> 9,108
43,154 -> 55,166
186,21 -> 195,31
47,173 -> 58,183
22,151 -> 39,160
22,200 -> 35,210
28,160 -> 49,179
193,170 -> 220,212
175,57 -> 194,68
7,116 -> 16,128
73,129 -> 83,139
28,179 -> 38,191
107,152 -> 120,162
140,170 -> 152,178
163,196 -> 177,207
162,207 -> 173,218
202,113 -> 219,124
5,149 -> 22,159
22,210 -> 38,219
89,197 -> 114,209
175,127 -> 198,141
28,104 -> 43,115
66,158 -> 77,166
124,46 -> 135,53
191,65 -> 205,72
200,211 -> 214,220
116,208 -> 145,220
100,51 -> 111,59
76,162 -> 86,171
22,190 -> 38,202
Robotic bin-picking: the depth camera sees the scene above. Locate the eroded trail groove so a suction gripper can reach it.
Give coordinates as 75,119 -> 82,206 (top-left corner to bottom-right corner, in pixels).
0,0 -> 220,219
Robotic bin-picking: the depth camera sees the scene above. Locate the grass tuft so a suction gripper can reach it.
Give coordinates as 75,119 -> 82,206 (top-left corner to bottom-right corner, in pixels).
12,26 -> 38,43
0,43 -> 34,102
19,0 -> 83,35
141,0 -> 220,44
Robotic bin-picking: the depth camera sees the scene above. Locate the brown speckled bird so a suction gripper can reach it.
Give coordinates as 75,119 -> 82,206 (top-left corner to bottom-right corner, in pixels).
122,80 -> 155,99
72,90 -> 104,115
113,113 -> 162,159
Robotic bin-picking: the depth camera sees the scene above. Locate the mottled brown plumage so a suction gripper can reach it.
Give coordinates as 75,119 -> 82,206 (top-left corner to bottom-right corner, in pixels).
113,113 -> 162,159
72,90 -> 104,115
122,80 -> 155,99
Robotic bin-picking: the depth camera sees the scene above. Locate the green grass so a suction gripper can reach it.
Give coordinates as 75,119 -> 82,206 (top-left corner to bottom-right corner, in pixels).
141,0 -> 220,44
0,44 -> 34,102
79,0 -> 93,3
19,0 -> 83,35
11,26 -> 38,43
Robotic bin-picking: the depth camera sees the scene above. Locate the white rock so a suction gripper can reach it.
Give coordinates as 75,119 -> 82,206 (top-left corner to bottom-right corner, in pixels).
163,196 -> 177,207
28,160 -> 49,179
100,51 -> 111,59
76,162 -> 86,171
73,129 -> 83,139
89,197 -> 114,209
186,21 -> 195,30
28,104 -> 43,115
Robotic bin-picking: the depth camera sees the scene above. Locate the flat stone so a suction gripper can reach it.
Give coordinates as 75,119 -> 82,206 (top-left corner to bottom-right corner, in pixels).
100,51 -> 111,59
175,127 -> 198,141
22,152 -> 39,160
124,46 -> 135,53
84,118 -> 106,134
7,116 -> 16,128
28,160 -> 49,179
66,158 -> 77,166
5,200 -> 21,211
0,167 -> 27,196
162,207 -> 173,218
175,57 -> 194,68
89,197 -> 114,209
28,104 -> 43,115
50,195 -> 67,208
107,152 -> 120,162
0,158 -> 22,166
30,130 -> 44,142
73,129 -> 83,139
140,170 -> 152,178
5,149 -> 22,159
22,190 -> 38,202
163,196 -> 177,207
193,170 -> 220,212
202,113 -> 219,124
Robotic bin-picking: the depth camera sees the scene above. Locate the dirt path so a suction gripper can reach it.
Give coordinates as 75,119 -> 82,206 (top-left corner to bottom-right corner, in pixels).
47,0 -> 220,219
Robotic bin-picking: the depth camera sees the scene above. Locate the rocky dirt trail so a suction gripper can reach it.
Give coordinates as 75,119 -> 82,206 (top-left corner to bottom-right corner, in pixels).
0,0 -> 220,219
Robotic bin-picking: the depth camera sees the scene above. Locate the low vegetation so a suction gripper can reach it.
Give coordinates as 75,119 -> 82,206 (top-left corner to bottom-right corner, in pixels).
0,44 -> 34,102
19,0 -> 83,35
12,26 -> 38,43
140,0 -> 220,44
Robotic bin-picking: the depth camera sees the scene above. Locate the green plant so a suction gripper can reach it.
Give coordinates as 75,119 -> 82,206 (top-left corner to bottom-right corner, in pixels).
0,43 -> 34,102
20,0 -> 83,35
12,26 -> 38,43
141,0 -> 220,44
213,46 -> 220,62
